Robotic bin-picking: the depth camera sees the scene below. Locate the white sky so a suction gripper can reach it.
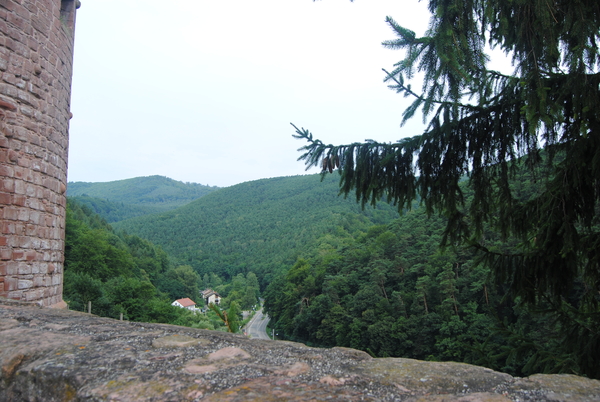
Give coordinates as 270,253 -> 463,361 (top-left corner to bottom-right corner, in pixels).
68,0 -> 432,187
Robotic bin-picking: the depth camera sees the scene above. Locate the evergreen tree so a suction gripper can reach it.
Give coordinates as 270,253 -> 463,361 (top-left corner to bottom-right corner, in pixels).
293,0 -> 599,377
294,0 -> 599,312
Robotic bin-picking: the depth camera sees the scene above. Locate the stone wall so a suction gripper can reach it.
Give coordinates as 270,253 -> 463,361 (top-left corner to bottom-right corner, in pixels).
0,0 -> 78,307
2,298 -> 600,401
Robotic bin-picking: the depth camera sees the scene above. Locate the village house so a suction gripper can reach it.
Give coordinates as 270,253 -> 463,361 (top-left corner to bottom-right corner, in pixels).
171,298 -> 199,312
201,289 -> 221,306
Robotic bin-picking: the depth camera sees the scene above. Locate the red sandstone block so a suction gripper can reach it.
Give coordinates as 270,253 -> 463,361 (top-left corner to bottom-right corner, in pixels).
7,12 -> 28,34
39,45 -> 49,60
6,277 -> 17,291
18,209 -> 29,222
11,2 -> 29,21
8,149 -> 19,162
16,236 -> 30,248
33,276 -> 44,287
30,15 -> 48,36
5,26 -> 23,45
0,164 -> 14,176
26,250 -> 37,261
25,184 -> 36,197
1,221 -> 15,235
15,222 -> 26,236
0,248 -> 11,260
24,288 -> 43,301
0,82 -> 18,98
29,237 -> 41,249
2,207 -> 18,220
26,224 -> 38,236
17,155 -> 31,169
14,194 -> 26,206
0,236 -> 6,246
0,178 -> 14,193
3,36 -> 16,52
13,180 -> 25,194
13,166 -> 24,179
6,262 -> 17,275
28,37 -> 39,53
0,262 -> 6,276
7,290 -> 23,300
28,199 -> 41,211
2,71 -> 16,85
0,192 -> 11,204
51,275 -> 60,285
0,16 -> 8,35
12,250 -> 25,261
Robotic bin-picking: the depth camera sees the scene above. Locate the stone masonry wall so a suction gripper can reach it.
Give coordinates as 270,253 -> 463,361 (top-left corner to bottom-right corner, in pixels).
0,0 -> 78,307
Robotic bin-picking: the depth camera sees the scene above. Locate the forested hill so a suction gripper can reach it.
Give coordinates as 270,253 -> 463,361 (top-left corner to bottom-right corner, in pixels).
67,176 -> 220,222
113,174 -> 399,286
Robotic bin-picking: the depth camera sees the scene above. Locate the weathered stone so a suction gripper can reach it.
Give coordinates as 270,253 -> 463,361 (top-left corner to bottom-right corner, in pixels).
354,357 -> 513,395
185,346 -> 252,374
152,334 -> 210,348
508,374 -> 600,402
1,299 -> 600,401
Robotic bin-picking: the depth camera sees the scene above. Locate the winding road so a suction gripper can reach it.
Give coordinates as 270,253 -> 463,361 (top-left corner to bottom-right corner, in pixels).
244,308 -> 271,340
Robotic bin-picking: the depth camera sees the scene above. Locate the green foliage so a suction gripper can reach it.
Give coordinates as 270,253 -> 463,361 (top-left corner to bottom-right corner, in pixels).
63,198 -> 206,326
213,272 -> 261,311
114,174 -> 398,286
67,175 -> 219,222
265,203 -> 600,378
294,0 -> 600,306
208,302 -> 242,333
162,265 -> 201,301
69,195 -> 162,223
291,0 -> 600,379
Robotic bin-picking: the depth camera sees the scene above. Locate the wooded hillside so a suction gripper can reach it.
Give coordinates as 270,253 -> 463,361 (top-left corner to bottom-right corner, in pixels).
113,174 -> 399,286
67,175 -> 219,221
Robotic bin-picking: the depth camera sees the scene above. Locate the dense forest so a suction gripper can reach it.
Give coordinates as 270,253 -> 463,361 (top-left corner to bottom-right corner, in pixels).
112,174 -> 399,287
67,175 -> 219,221
285,0 -> 599,382
63,199 -> 259,333
264,172 -> 600,379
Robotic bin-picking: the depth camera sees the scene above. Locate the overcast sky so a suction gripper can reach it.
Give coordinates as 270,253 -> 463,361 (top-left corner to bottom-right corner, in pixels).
68,0 -> 432,187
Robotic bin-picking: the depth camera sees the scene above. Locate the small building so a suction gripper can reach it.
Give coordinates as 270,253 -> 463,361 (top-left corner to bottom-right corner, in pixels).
201,289 -> 221,305
172,298 -> 199,311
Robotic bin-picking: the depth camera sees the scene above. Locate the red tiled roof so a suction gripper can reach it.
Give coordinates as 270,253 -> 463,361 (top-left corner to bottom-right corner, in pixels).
175,298 -> 196,307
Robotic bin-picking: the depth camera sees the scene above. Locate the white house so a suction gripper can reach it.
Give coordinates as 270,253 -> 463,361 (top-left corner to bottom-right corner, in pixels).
172,297 -> 199,311
201,289 -> 221,305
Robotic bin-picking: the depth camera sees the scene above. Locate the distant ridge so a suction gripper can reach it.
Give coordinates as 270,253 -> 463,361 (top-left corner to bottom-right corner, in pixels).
67,175 -> 220,221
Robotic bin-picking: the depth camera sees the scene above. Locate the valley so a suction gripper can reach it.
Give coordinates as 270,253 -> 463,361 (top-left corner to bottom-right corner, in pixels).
63,172 -> 600,380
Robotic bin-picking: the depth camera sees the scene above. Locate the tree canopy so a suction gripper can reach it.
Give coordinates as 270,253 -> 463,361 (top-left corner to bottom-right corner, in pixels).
294,0 -> 600,308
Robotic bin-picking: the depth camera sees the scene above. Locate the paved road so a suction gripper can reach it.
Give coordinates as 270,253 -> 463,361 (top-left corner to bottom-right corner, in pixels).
245,308 -> 271,339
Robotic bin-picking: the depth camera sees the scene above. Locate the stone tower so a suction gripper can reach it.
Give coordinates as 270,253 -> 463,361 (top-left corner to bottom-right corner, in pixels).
0,0 -> 79,307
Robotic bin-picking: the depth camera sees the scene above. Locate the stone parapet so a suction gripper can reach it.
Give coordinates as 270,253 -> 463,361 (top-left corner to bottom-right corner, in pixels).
0,0 -> 77,306
1,298 -> 599,401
